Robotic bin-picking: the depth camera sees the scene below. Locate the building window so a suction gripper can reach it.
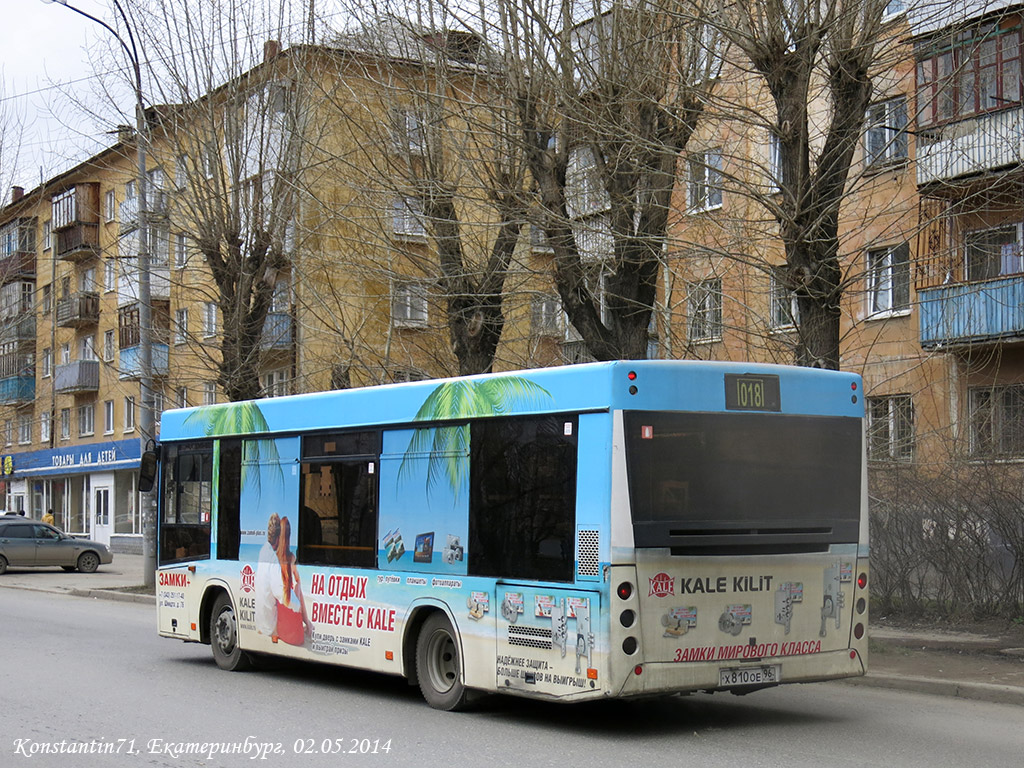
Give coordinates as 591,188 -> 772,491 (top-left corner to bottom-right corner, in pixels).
176,386 -> 188,408
105,189 -> 116,222
965,224 -> 1023,282
104,258 -> 116,291
202,302 -> 218,337
104,400 -> 114,434
867,394 -> 914,461
567,146 -> 608,218
43,220 -> 51,251
3,420 -> 11,447
175,154 -> 188,189
80,335 -> 97,361
40,412 -> 50,444
532,295 -> 563,337
41,348 -> 52,378
867,243 -> 910,316
883,0 -> 905,18
60,408 -> 71,440
78,403 -> 95,436
202,381 -> 217,405
969,384 -> 1024,457
391,281 -> 429,328
391,196 -> 426,239
175,233 -> 189,268
103,330 -> 115,362
687,150 -> 723,212
262,368 -> 289,397
124,396 -> 135,432
768,133 -> 782,192
687,278 -> 723,342
174,308 -> 189,345
17,414 -> 31,445
42,284 -> 51,313
391,108 -> 425,155
770,267 -> 800,330
865,97 -> 908,166
60,343 -> 70,364
917,25 -> 1022,127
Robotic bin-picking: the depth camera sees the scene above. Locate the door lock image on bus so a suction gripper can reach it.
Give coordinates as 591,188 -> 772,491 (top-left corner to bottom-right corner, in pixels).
154,360 -> 869,709
819,563 -> 847,638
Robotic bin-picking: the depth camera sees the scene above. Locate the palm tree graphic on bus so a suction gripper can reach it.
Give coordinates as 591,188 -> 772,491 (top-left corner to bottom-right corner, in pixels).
398,376 -> 552,497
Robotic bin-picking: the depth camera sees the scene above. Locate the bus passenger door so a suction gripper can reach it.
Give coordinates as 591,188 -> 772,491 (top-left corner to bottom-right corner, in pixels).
494,584 -> 600,699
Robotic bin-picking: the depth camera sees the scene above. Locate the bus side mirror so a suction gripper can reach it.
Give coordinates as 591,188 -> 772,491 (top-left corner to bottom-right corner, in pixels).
138,448 -> 158,493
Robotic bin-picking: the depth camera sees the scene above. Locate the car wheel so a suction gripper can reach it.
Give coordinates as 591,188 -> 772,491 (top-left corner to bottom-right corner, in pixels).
0,555 -> 7,575
210,593 -> 252,671
416,612 -> 470,711
77,552 -> 101,573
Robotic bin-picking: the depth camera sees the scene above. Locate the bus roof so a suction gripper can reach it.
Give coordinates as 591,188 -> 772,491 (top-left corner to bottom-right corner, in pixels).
159,360 -> 863,442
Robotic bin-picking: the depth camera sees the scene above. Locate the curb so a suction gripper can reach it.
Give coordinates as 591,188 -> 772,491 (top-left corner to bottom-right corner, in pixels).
841,672 -> 1024,707
69,588 -> 156,605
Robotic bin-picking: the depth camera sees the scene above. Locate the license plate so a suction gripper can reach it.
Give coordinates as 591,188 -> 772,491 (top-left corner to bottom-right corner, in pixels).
719,665 -> 780,687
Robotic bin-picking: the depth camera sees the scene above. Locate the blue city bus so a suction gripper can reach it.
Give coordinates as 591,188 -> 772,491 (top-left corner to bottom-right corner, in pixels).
155,360 -> 868,709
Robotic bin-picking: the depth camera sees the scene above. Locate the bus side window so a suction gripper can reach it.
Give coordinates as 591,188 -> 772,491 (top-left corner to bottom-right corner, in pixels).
298,431 -> 379,569
159,443 -> 213,565
468,414 -> 577,583
217,439 -> 242,560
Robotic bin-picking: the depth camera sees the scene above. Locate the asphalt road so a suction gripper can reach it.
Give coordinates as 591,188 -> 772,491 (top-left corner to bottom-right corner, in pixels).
2,589 -> 1022,768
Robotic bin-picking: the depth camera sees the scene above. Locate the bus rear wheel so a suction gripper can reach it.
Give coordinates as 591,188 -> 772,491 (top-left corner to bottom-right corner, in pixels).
416,613 -> 469,711
210,593 -> 252,671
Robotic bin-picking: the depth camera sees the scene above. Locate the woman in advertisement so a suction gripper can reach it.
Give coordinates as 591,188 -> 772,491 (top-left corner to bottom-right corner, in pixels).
275,516 -> 312,645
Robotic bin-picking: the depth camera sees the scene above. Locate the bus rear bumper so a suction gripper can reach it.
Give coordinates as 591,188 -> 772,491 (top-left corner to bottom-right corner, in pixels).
613,649 -> 866,698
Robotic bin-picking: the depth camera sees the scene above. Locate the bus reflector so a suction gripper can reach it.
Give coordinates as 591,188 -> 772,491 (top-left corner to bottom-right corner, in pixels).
587,668 -> 598,680
634,665 -> 643,676
850,650 -> 857,660
628,371 -> 637,381
854,623 -> 865,640
385,651 -> 394,661
191,623 -> 196,631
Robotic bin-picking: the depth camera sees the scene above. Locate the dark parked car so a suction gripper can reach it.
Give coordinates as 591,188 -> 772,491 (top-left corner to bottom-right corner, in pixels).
0,517 -> 113,574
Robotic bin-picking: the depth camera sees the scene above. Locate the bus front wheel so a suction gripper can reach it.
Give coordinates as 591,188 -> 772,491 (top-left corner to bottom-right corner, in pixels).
210,593 -> 252,672
416,613 -> 469,711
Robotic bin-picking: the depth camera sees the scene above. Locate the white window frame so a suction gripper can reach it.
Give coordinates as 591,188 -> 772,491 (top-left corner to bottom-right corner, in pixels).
175,232 -> 189,268
391,196 -> 427,240
867,243 -> 910,317
78,403 -> 94,437
202,302 -> 218,338
391,281 -> 429,328
532,295 -> 563,337
261,368 -> 290,398
40,412 -> 50,444
124,396 -> 136,432
41,347 -> 52,378
60,408 -> 71,440
202,381 -> 217,406
103,330 -> 115,362
969,384 -> 1024,457
103,400 -> 114,435
769,267 -> 800,330
687,278 -> 723,343
175,308 -> 189,345
105,189 -> 116,222
79,335 -> 97,362
687,150 -> 723,213
104,258 -> 116,292
17,413 -> 31,445
176,386 -> 188,409
865,97 -> 908,167
391,108 -> 425,155
867,394 -> 914,461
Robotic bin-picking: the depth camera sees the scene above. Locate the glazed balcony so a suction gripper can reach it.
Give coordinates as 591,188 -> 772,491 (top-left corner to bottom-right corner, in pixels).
0,249 -> 35,284
118,342 -> 170,380
0,375 -> 34,405
919,275 -> 1024,347
260,312 -> 293,351
54,359 -> 100,393
118,191 -> 169,234
0,314 -> 36,344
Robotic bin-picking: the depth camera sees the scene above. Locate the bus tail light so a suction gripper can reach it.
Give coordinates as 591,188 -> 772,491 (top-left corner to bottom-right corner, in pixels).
622,637 -> 638,655
854,623 -> 865,640
857,572 -> 868,589
616,582 -> 633,600
587,668 -> 598,680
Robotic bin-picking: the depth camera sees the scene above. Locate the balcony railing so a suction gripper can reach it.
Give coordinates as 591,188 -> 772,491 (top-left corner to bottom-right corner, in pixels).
0,250 -> 36,283
0,314 -> 36,344
56,291 -> 100,328
118,343 -> 169,380
54,359 -> 100,393
916,107 -> 1024,187
260,312 -> 293,351
919,275 -> 1024,347
0,375 -> 34,405
55,223 -> 100,261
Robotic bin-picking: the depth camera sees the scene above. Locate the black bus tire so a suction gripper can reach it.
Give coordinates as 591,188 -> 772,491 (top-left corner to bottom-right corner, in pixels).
210,592 -> 252,671
416,612 -> 469,711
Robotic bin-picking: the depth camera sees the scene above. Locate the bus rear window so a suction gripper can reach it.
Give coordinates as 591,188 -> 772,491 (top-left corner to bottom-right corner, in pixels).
624,411 -> 861,553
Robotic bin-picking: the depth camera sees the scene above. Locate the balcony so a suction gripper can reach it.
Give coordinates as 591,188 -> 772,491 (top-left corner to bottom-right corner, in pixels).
54,359 -> 100,393
0,249 -> 35,284
0,314 -> 36,344
118,342 -> 169,380
117,263 -> 171,305
0,376 -> 34,405
919,276 -> 1024,347
119,191 -> 169,234
916,108 -> 1024,188
55,223 -> 100,262
260,312 -> 293,351
56,292 -> 100,328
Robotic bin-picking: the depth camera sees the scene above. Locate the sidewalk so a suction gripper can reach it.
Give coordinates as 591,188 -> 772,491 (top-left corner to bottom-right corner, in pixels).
2,556 -> 1022,706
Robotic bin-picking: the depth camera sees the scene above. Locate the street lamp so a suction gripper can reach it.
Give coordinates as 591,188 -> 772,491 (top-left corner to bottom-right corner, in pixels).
42,0 -> 156,587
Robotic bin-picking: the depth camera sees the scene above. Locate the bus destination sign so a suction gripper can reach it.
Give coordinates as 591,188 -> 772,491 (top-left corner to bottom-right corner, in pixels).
724,373 -> 781,412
